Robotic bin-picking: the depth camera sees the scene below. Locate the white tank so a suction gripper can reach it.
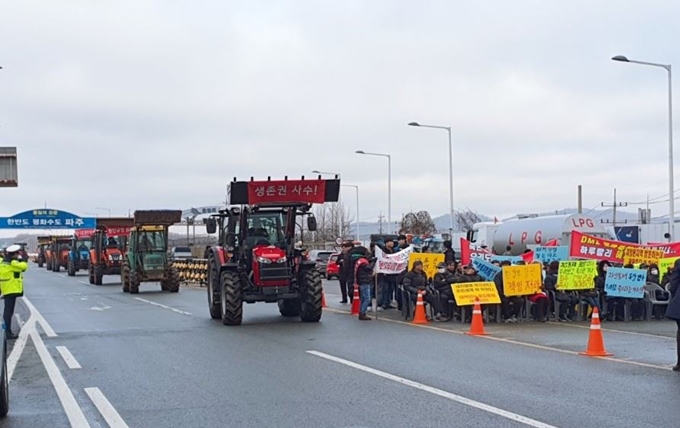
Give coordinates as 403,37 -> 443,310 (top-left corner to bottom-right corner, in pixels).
492,214 -> 609,255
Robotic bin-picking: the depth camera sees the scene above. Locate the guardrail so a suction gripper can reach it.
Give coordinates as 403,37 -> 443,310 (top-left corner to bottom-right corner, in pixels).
172,258 -> 208,286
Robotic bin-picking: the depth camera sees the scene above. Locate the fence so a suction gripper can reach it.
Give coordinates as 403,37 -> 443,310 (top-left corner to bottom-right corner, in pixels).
172,258 -> 208,286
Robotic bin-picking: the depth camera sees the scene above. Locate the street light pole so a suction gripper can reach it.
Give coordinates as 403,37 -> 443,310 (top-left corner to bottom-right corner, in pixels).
408,122 -> 455,234
355,151 -> 391,233
612,55 -> 674,240
312,170 -> 342,238
342,185 -> 360,241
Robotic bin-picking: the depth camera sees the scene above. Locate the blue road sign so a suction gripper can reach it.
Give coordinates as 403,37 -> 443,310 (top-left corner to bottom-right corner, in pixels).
0,208 -> 96,229
614,226 -> 640,244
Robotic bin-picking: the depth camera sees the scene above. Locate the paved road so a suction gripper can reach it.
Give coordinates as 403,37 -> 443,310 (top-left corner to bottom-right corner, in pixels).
4,266 -> 680,427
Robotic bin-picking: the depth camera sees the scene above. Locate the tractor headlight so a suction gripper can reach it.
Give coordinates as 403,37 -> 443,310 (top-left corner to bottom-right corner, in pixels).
277,256 -> 287,263
256,257 -> 272,264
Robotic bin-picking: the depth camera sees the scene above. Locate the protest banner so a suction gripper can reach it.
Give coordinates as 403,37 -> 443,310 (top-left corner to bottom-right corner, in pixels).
659,256 -> 680,281
556,260 -> 598,290
622,247 -> 664,266
452,282 -> 501,306
472,257 -> 501,281
408,252 -> 445,279
604,267 -> 646,298
534,246 -> 569,263
459,237 -> 491,264
502,263 -> 543,296
646,242 -> 680,258
490,255 -> 523,264
374,246 -> 413,275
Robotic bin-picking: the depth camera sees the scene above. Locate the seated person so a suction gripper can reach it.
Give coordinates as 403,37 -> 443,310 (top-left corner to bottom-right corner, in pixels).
544,261 -> 579,321
494,260 -> 523,323
403,261 -> 446,322
432,260 -> 458,320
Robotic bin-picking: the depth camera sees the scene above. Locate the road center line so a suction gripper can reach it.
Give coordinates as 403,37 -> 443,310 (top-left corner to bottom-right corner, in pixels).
56,346 -> 82,369
7,316 -> 37,382
22,296 -> 57,337
133,297 -> 192,316
85,387 -> 130,428
30,329 -> 90,427
307,350 -> 558,428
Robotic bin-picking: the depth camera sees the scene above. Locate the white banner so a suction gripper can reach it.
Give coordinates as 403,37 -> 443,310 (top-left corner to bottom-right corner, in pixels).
374,246 -> 413,274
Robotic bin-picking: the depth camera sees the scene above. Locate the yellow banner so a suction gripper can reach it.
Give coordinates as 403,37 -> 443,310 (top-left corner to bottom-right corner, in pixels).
502,263 -> 543,296
452,282 -> 501,306
622,247 -> 664,266
556,260 -> 598,290
408,253 -> 445,279
659,257 -> 679,282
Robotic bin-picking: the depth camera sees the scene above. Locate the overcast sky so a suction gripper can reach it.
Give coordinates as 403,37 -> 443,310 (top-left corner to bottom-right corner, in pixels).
1,0 -> 679,236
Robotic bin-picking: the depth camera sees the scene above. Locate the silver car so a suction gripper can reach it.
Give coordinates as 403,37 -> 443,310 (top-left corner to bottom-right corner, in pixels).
307,250 -> 333,275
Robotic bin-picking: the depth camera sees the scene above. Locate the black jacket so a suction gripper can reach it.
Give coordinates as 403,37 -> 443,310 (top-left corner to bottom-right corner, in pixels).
433,270 -> 457,293
665,268 -> 680,320
354,257 -> 376,286
444,248 -> 456,264
543,272 -> 558,292
402,270 -> 428,295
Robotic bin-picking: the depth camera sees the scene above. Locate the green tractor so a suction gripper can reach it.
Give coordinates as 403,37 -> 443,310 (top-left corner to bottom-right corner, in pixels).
121,210 -> 182,294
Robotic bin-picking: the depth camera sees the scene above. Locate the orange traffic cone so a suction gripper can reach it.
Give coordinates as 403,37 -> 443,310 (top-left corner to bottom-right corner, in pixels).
465,298 -> 488,336
321,291 -> 328,308
412,290 -> 429,324
350,285 -> 360,315
579,307 -> 612,357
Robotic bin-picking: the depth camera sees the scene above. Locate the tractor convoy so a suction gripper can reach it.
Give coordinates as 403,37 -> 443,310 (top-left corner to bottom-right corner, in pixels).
30,177 -> 338,326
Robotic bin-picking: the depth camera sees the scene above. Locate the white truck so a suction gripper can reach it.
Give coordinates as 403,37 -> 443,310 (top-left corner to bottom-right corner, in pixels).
466,214 -> 612,256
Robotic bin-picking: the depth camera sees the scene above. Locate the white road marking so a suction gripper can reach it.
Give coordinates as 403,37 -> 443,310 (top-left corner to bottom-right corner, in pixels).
15,313 -> 24,327
7,316 -> 37,382
30,329 -> 90,427
133,297 -> 192,316
56,346 -> 82,369
85,387 -> 130,428
307,350 -> 558,428
22,296 -> 57,337
78,280 -> 92,285
88,303 -> 111,311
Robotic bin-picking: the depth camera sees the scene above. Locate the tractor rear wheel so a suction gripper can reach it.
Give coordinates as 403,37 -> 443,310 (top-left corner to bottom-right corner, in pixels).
46,260 -> 52,271
53,259 -> 60,272
88,265 -> 95,284
164,266 -> 180,292
207,257 -> 221,319
94,265 -> 103,285
278,299 -> 300,317
121,261 -> 130,293
67,260 -> 76,276
220,271 -> 242,326
299,268 -> 323,323
129,270 -> 140,294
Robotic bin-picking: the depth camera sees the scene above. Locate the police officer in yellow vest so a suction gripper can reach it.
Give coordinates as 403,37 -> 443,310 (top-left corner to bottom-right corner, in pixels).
1,244 -> 28,339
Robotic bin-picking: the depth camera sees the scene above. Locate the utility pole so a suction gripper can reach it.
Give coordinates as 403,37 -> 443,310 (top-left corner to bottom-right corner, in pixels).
577,185 -> 583,214
378,212 -> 384,234
601,188 -> 628,225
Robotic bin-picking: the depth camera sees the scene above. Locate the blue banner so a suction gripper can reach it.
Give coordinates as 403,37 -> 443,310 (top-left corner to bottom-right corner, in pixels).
0,208 -> 96,229
614,226 -> 640,244
472,257 -> 501,281
491,255 -> 522,264
604,267 -> 646,298
534,246 -> 570,263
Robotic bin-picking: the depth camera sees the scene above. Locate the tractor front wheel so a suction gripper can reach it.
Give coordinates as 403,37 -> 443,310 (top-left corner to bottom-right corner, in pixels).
121,261 -> 130,293
94,265 -> 103,286
163,266 -> 180,292
129,270 -> 140,294
207,258 -> 221,319
299,268 -> 323,323
220,270 -> 242,326
67,260 -> 76,277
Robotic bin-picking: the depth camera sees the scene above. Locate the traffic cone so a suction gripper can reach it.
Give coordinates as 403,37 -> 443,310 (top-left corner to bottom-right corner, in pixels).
350,285 -> 360,315
412,290 -> 429,324
464,298 -> 488,336
321,291 -> 328,308
579,307 -> 613,357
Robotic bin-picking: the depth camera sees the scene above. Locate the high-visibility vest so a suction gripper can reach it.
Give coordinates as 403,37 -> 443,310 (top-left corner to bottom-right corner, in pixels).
0,259 -> 27,297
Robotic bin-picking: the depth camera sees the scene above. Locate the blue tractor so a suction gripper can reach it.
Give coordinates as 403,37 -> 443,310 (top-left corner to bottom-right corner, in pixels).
68,235 -> 92,277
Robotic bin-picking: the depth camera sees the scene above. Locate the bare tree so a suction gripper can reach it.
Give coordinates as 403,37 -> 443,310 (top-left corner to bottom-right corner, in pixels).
298,202 -> 352,247
455,208 -> 484,232
400,210 -> 437,235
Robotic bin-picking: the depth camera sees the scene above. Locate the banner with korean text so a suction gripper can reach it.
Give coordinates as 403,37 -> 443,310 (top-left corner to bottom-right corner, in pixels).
622,247 -> 664,266
452,282 -> 501,306
472,257 -> 501,281
460,238 -> 491,264
374,246 -> 413,275
556,260 -> 598,290
659,256 -> 680,281
533,246 -> 569,263
502,263 -> 543,296
604,267 -> 646,298
408,253 -> 445,280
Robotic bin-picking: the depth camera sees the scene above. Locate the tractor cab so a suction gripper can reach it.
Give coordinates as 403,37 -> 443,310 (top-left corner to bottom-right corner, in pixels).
37,236 -> 51,267
67,235 -> 92,276
88,218 -> 134,285
128,225 -> 169,276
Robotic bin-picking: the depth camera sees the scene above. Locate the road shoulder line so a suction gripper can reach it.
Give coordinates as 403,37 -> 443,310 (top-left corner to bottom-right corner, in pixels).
133,297 -> 192,315
85,387 -> 130,428
56,346 -> 82,369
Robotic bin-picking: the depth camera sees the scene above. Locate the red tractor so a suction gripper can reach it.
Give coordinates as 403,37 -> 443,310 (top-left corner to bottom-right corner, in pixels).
204,176 -> 339,325
88,218 -> 134,285
49,236 -> 72,272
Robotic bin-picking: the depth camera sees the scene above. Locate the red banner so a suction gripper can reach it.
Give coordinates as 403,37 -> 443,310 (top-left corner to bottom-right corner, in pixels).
460,238 -> 491,264
74,226 -> 131,239
571,231 -> 680,262
247,180 -> 326,204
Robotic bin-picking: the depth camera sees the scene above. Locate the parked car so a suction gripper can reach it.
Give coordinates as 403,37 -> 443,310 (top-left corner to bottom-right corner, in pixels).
325,253 -> 340,280
308,250 -> 333,276
169,246 -> 193,260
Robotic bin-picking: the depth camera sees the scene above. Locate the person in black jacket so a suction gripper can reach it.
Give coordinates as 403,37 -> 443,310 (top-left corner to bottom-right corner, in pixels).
544,261 -> 578,321
350,246 -> 375,320
443,240 -> 456,265
494,261 -> 523,322
432,261 -> 457,320
336,241 -> 354,303
665,258 -> 680,371
403,261 -> 446,321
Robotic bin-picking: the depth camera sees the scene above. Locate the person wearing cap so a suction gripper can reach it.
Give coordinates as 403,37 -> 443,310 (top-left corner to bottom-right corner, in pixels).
403,260 -> 446,321
432,260 -> 458,321
0,244 -> 28,339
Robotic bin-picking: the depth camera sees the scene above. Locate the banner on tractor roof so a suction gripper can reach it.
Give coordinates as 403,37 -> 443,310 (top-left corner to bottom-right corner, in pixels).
407,252 -> 445,280
374,246 -> 413,274
75,226 -> 131,239
570,231 -> 680,263
247,180 -> 326,205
